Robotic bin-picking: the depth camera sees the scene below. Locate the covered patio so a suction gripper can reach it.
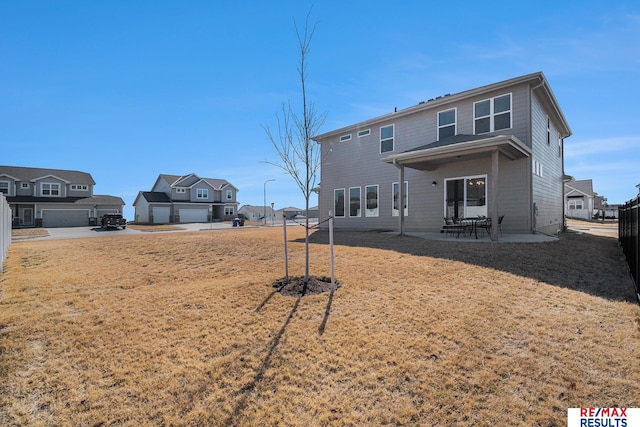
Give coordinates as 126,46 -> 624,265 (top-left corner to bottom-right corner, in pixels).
383,134 -> 532,241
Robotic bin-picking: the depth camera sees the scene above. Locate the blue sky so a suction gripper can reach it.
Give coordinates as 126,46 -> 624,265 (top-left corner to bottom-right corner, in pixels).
1,1 -> 639,220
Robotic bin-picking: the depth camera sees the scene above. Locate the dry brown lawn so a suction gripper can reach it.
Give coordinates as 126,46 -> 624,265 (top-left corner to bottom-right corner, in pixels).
1,224 -> 639,426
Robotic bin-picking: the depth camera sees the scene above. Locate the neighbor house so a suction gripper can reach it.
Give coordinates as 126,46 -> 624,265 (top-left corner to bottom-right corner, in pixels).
133,173 -> 239,224
0,165 -> 125,228
312,72 -> 572,239
275,206 -> 318,220
564,179 -> 595,220
238,204 -> 275,223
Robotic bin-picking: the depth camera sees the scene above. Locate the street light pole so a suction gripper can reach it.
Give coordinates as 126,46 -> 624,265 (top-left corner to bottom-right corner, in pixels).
264,179 -> 275,225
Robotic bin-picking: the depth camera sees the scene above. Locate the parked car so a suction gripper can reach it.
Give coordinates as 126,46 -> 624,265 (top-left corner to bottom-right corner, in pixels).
101,214 -> 127,229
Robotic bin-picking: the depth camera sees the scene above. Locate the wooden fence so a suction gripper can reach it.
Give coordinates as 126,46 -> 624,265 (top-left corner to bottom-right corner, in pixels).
619,195 -> 640,302
1,193 -> 11,272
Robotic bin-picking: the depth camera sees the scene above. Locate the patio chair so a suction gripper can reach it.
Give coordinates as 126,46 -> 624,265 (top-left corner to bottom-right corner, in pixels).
497,214 -> 504,236
476,216 -> 492,237
442,217 -> 468,238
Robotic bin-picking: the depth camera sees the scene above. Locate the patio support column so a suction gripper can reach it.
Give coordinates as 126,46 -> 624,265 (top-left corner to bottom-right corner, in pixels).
490,148 -> 499,241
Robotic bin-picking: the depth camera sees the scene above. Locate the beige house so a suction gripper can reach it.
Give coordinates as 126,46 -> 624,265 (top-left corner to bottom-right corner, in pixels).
313,72 -> 572,239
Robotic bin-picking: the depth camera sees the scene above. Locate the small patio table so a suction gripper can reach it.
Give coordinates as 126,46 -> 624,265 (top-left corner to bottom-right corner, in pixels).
460,217 -> 491,239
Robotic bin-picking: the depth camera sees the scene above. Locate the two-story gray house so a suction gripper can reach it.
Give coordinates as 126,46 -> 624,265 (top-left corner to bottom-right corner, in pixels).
0,165 -> 125,228
133,173 -> 239,224
312,72 -> 571,239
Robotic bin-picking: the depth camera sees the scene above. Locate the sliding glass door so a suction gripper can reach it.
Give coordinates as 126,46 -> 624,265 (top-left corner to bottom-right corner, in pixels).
445,176 -> 487,219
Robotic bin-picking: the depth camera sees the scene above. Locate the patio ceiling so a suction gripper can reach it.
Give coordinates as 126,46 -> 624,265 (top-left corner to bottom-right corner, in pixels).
382,134 -> 531,171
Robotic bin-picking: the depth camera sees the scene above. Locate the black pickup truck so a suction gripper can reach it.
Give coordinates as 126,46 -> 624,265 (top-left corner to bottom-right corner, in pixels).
101,214 -> 127,229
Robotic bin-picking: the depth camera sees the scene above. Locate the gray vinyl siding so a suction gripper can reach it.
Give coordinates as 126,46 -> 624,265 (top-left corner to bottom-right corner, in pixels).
152,179 -> 172,194
16,182 -> 31,197
321,144 -> 531,232
68,185 -> 92,197
318,75 -> 568,235
190,183 -> 214,202
172,188 -> 190,201
531,92 -> 564,234
135,198 -> 150,223
319,83 -> 534,231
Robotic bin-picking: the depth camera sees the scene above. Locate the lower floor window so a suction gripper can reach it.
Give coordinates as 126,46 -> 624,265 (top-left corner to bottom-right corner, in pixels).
445,176 -> 487,219
224,207 -> 234,216
334,189 -> 345,217
349,187 -> 361,217
392,181 -> 408,216
365,185 -> 379,217
568,200 -> 583,210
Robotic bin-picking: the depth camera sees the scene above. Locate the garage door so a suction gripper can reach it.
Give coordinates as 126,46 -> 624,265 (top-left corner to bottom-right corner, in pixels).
42,209 -> 90,228
152,207 -> 171,224
179,209 -> 208,223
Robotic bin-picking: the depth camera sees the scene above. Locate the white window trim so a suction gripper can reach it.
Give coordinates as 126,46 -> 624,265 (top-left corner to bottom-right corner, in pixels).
224,206 -> 234,215
0,181 -> 9,195
226,189 -> 233,200
568,199 -> 583,210
473,93 -> 512,134
437,107 -> 457,141
41,182 -> 61,197
348,186 -> 361,218
380,124 -> 395,153
21,182 -> 29,189
176,188 -> 186,193
196,189 -> 208,199
533,159 -> 543,177
558,136 -> 563,157
365,184 -> 379,217
340,134 -> 352,142
392,181 -> 408,217
357,129 -> 371,138
443,175 -> 488,218
334,188 -> 345,218
71,184 -> 88,191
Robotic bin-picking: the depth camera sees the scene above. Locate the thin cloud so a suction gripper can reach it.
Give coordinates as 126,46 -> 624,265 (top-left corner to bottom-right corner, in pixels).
565,136 -> 640,158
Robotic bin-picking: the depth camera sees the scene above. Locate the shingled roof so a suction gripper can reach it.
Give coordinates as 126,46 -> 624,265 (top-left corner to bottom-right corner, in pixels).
0,165 -> 96,185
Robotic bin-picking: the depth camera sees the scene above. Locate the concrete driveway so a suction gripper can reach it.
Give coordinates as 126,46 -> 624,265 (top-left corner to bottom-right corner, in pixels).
12,222 -> 237,241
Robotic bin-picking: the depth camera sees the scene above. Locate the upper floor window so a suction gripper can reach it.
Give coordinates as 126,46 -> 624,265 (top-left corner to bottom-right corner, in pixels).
196,189 -> 208,199
42,183 -> 60,196
226,189 -> 233,200
71,184 -> 88,191
438,108 -> 456,140
21,183 -> 29,189
0,181 -> 8,194
380,124 -> 394,153
474,93 -> 511,134
340,134 -> 352,142
357,129 -> 371,138
176,188 -> 186,193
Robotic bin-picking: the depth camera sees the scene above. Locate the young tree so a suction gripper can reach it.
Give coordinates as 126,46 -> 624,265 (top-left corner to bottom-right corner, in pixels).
262,10 -> 326,285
